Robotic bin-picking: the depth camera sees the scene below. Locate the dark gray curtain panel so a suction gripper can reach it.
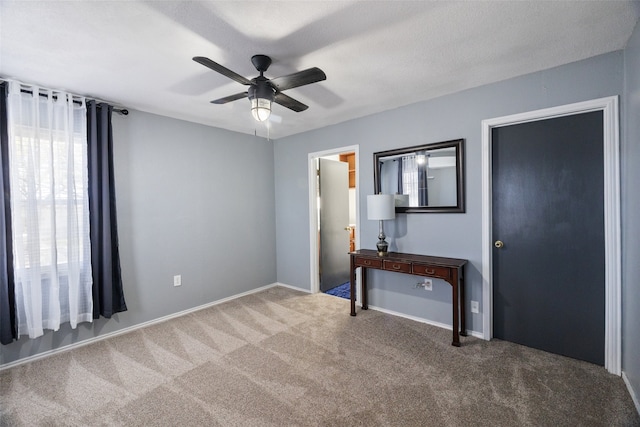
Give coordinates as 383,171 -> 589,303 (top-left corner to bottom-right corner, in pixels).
0,82 -> 17,344
87,101 -> 127,319
418,163 -> 428,206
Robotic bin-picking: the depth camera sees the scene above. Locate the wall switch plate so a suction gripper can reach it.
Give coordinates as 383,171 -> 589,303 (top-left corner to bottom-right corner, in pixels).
471,300 -> 479,313
174,275 -> 182,287
423,279 -> 433,291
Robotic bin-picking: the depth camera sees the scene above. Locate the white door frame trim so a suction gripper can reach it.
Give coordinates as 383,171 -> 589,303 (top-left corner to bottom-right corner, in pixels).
308,145 -> 360,294
481,96 -> 621,375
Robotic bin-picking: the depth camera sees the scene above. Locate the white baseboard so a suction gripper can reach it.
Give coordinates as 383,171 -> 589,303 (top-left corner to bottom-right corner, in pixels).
622,371 -> 640,416
366,304 -> 483,339
0,282 -> 283,372
273,282 -> 312,293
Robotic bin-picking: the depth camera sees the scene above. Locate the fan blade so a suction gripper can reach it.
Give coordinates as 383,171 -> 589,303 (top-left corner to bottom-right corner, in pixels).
274,93 -> 308,112
270,67 -> 326,91
210,92 -> 248,104
193,56 -> 253,86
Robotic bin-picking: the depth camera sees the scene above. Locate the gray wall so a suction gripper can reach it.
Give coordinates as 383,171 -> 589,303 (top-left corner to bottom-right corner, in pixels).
623,18 -> 640,407
1,110 -> 277,366
274,51 -> 623,336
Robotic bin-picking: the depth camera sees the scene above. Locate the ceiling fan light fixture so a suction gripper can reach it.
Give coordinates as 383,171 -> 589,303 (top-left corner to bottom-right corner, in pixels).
248,83 -> 275,122
251,97 -> 272,122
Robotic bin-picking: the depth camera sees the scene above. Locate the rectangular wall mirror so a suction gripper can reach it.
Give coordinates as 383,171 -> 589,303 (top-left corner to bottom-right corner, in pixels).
374,139 -> 465,213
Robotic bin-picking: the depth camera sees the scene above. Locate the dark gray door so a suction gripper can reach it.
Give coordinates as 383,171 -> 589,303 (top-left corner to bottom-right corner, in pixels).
319,158 -> 350,292
492,111 -> 605,365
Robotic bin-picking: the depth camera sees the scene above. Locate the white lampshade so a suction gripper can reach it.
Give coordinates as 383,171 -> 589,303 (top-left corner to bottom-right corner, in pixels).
367,194 -> 396,220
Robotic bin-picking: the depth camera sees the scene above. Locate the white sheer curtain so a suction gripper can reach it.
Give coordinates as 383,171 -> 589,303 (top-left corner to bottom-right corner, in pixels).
401,155 -> 419,206
6,81 -> 93,339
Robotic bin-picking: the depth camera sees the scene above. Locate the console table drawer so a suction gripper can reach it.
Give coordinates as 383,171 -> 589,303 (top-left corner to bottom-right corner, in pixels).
354,257 -> 382,269
413,263 -> 451,279
383,260 -> 412,273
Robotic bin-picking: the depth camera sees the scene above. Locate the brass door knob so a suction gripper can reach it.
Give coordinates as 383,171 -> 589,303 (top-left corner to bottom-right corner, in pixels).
494,240 -> 504,248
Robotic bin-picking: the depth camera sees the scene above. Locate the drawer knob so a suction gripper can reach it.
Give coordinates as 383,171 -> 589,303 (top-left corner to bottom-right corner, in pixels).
364,260 -> 371,265
426,268 -> 435,274
393,264 -> 400,269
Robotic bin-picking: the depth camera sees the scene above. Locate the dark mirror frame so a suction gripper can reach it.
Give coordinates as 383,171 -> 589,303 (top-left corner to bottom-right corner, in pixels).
373,138 -> 465,213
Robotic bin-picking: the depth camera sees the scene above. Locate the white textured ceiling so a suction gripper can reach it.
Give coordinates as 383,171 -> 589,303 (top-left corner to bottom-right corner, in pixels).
1,1 -> 638,139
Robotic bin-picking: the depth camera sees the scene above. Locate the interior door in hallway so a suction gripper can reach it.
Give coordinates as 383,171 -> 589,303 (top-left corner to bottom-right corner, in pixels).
319,158 -> 350,292
492,111 -> 605,365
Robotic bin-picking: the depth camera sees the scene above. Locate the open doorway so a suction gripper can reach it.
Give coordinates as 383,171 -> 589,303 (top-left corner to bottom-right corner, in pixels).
308,145 -> 359,299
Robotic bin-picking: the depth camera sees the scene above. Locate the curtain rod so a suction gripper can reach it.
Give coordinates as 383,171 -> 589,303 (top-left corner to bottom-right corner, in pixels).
17,89 -> 129,115
0,79 -> 128,115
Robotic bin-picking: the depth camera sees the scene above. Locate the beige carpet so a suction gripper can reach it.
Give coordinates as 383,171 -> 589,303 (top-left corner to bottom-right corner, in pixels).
1,286 -> 638,426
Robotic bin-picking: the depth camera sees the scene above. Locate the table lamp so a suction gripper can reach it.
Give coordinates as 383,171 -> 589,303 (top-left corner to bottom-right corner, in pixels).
367,194 -> 396,256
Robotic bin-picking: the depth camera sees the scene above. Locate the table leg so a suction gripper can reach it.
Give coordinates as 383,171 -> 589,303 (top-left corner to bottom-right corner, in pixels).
451,270 -> 460,347
350,257 -> 356,316
459,268 -> 467,337
361,267 -> 368,310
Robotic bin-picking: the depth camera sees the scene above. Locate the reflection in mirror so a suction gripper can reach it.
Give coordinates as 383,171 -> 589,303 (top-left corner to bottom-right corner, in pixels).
374,139 -> 465,213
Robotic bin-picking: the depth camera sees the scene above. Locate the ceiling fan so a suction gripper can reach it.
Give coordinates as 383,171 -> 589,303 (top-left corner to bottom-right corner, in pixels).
193,54 -> 326,122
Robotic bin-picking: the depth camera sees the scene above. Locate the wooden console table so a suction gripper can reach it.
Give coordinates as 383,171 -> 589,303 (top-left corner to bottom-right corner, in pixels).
349,249 -> 468,346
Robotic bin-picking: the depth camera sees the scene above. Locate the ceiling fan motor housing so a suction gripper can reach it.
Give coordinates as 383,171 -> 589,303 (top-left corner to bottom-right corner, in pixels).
248,78 -> 276,102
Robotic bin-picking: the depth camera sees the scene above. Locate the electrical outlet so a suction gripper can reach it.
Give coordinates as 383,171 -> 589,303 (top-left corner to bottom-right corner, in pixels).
173,275 -> 182,287
423,278 -> 433,291
471,300 -> 479,314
